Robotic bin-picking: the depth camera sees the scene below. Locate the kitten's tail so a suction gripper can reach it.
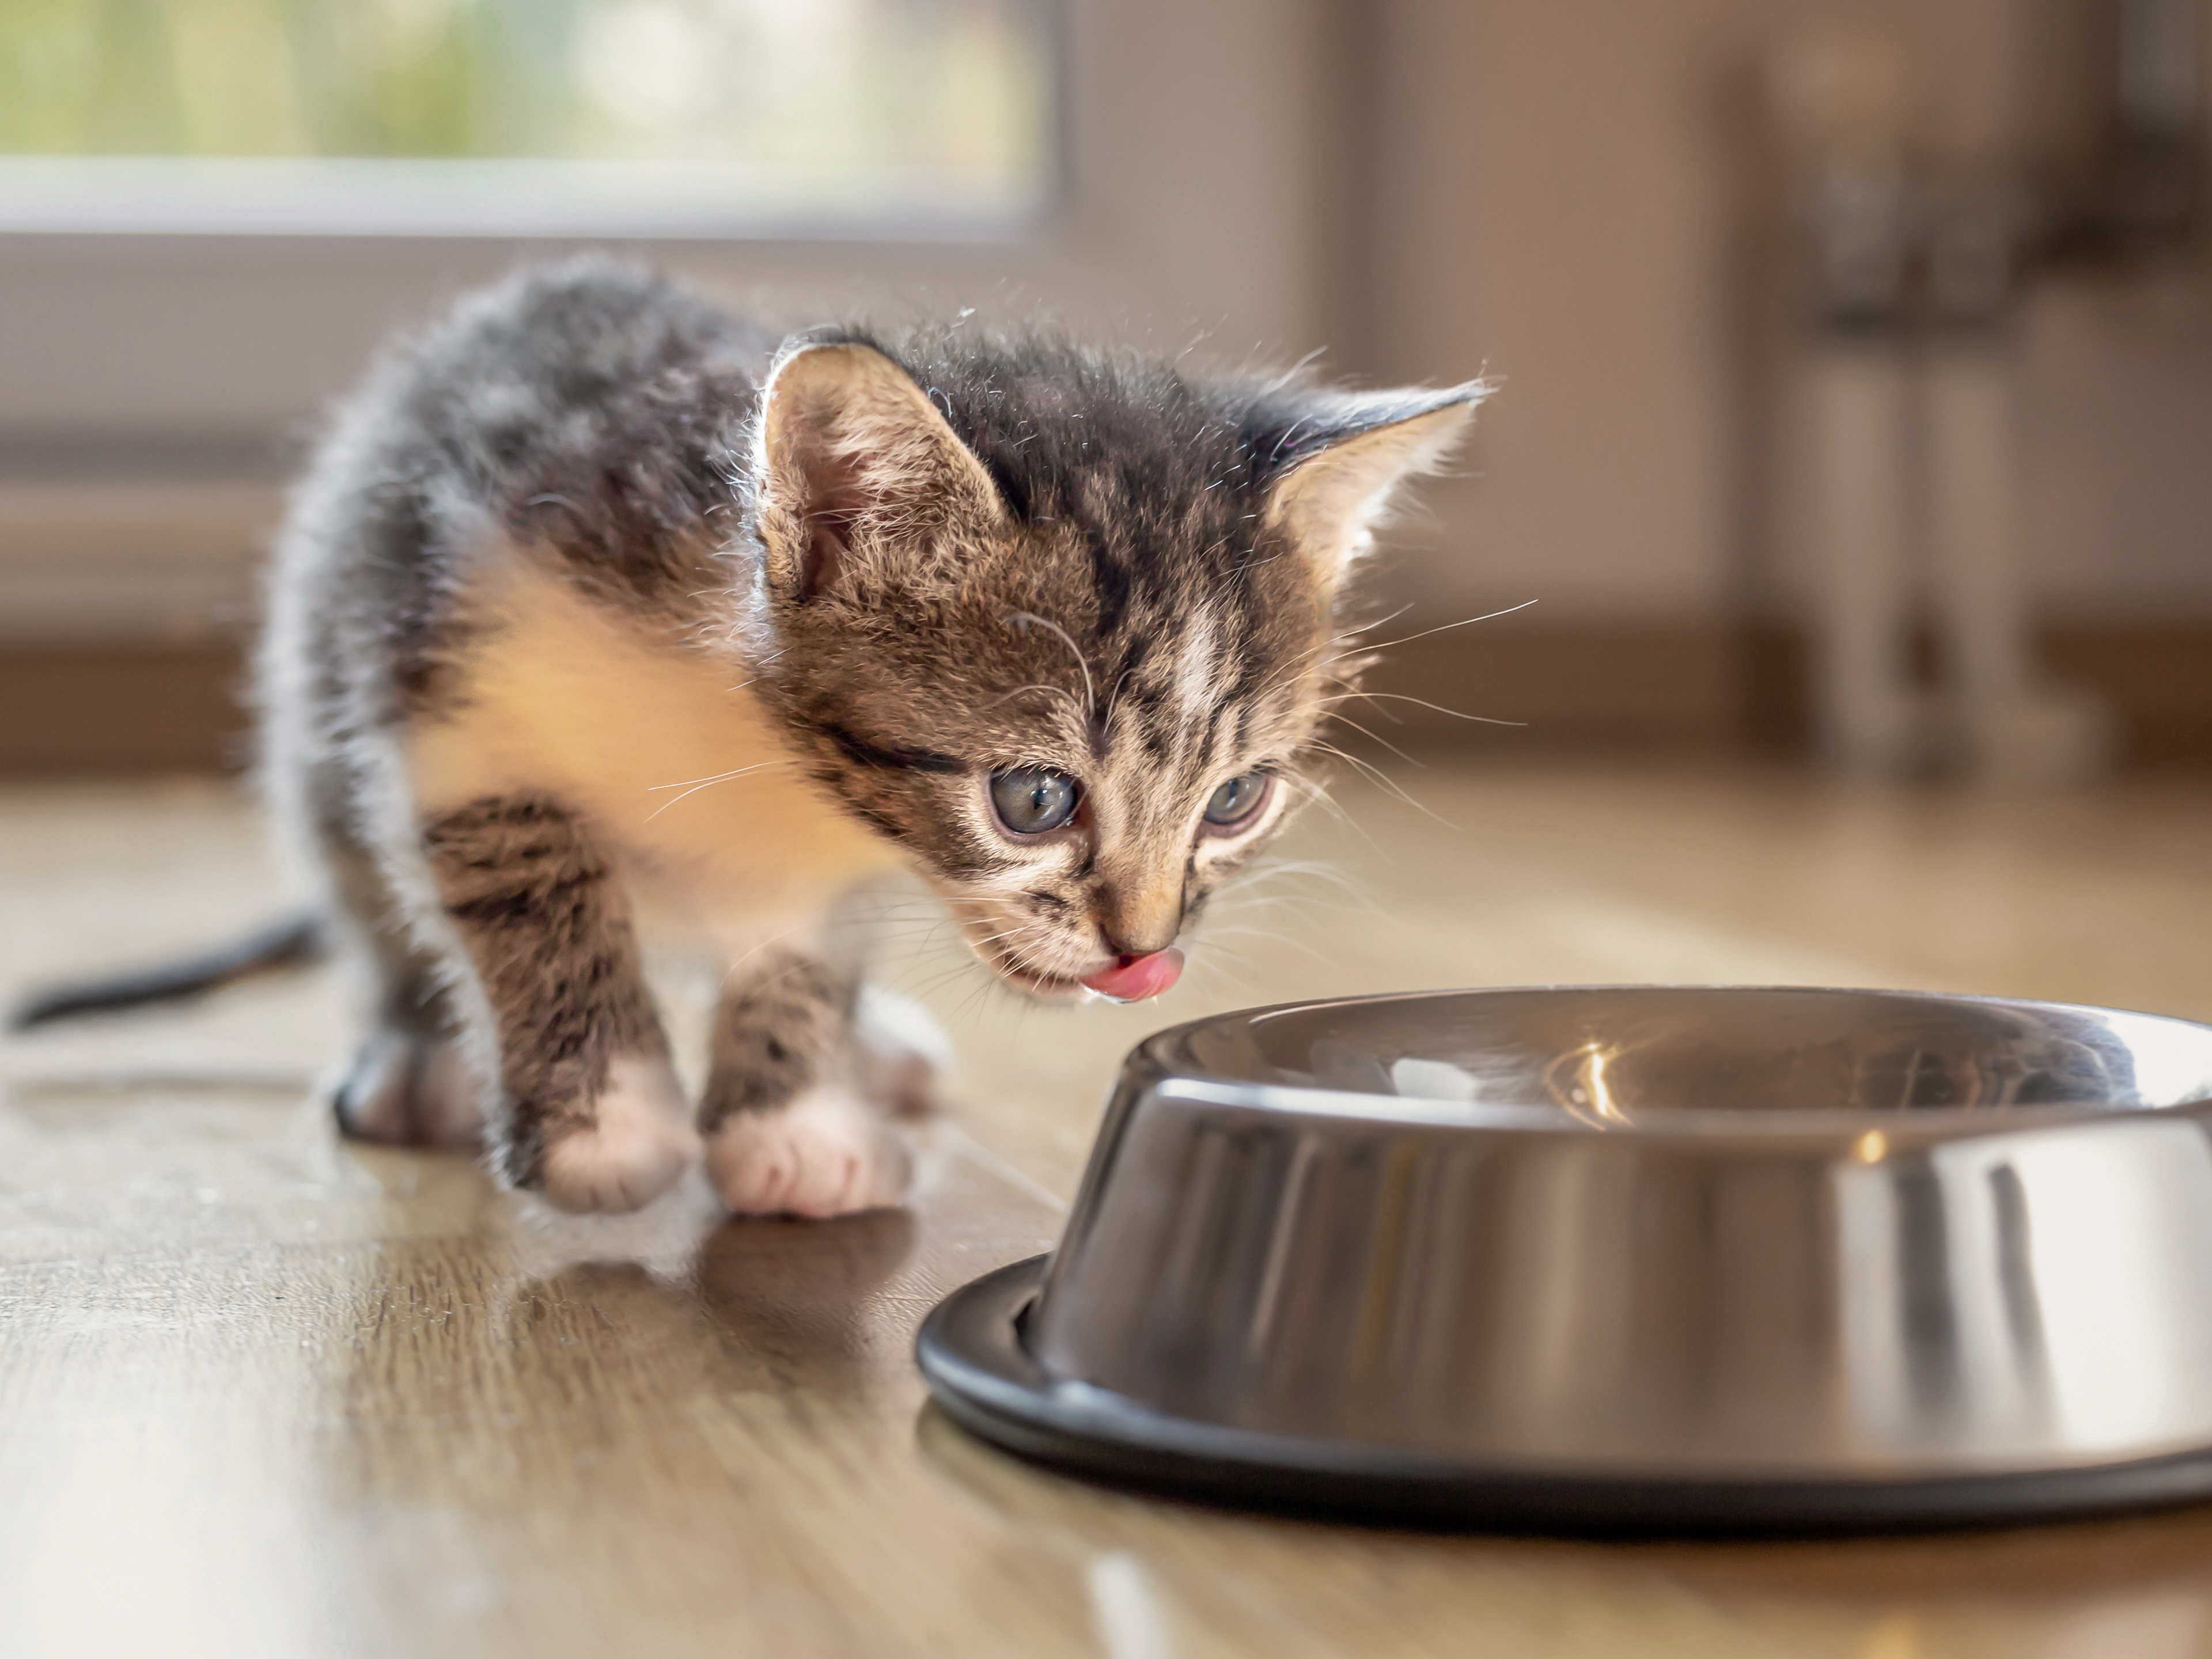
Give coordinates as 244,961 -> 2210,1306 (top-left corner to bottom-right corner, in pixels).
8,909 -> 327,1031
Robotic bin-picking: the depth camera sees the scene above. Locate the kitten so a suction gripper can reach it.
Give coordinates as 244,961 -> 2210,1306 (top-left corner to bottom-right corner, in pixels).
61,257 -> 1485,1218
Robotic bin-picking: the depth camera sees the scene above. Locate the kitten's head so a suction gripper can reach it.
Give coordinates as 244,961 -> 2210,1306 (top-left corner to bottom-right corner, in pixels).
738,327 -> 1483,1002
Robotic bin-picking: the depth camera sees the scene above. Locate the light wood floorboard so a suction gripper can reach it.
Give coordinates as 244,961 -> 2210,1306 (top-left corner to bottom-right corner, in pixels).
4,764 -> 2211,1658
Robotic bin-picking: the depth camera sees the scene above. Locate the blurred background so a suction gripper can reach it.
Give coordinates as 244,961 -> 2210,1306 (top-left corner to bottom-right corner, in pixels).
0,0 -> 2208,778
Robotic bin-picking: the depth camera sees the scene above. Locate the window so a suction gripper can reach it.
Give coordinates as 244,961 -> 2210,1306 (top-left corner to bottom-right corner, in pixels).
0,0 -> 1055,234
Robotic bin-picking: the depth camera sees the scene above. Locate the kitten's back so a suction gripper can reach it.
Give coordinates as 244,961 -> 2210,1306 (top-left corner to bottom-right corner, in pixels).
267,259 -> 770,726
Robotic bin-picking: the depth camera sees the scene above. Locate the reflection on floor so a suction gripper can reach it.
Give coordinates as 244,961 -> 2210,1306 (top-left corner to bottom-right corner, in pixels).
3,764 -> 2210,1658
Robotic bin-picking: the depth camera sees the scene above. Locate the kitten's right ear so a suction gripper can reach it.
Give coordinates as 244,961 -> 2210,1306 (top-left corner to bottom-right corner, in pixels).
753,339 -> 1006,603
1257,382 -> 1489,590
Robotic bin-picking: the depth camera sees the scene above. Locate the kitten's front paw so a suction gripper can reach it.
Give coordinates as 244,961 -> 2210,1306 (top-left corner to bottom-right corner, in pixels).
705,1086 -> 912,1219
330,1028 -> 483,1148
539,1055 -> 696,1214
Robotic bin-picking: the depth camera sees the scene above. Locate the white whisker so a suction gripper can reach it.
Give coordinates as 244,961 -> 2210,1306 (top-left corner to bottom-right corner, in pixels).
646,759 -> 791,791
643,760 -> 797,822
1320,708 -> 1425,769
1007,611 -> 1097,716
1323,685 -> 1527,728
1359,598 -> 1538,655
1305,740 -> 1460,830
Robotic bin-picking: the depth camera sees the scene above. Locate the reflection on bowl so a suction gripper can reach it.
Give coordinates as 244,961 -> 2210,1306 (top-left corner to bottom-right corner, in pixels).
920,987 -> 2212,1532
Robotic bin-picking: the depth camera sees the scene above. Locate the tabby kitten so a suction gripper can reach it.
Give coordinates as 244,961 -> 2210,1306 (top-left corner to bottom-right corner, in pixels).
256,257 -> 1482,1218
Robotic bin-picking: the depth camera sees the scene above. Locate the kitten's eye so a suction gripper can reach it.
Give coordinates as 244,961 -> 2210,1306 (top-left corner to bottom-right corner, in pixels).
989,766 -> 1081,836
1203,771 -> 1272,829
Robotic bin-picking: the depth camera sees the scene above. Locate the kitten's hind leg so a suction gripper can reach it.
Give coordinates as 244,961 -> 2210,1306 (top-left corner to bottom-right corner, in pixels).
330,1022 -> 480,1148
424,796 -> 693,1213
699,948 -> 937,1219
306,787 -> 483,1150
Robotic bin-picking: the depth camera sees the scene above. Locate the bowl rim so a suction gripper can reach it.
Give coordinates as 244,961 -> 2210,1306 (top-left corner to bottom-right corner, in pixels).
916,1254 -> 2212,1535
1127,983 -> 2212,1142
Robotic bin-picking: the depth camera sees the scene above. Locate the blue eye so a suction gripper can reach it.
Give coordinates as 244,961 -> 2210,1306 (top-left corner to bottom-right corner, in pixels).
1203,771 -> 1271,827
990,766 -> 1080,835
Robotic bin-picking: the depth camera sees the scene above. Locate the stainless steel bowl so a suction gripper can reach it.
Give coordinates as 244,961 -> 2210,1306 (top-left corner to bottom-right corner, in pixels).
918,987 -> 2212,1532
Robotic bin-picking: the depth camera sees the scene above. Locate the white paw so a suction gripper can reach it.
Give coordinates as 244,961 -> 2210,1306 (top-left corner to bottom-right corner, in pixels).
705,1086 -> 913,1219
332,1029 -> 484,1148
540,1055 -> 697,1214
851,985 -> 952,1120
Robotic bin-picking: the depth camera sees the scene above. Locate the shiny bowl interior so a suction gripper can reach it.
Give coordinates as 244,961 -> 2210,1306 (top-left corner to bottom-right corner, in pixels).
1161,985 -> 2212,1123
921,987 -> 2212,1530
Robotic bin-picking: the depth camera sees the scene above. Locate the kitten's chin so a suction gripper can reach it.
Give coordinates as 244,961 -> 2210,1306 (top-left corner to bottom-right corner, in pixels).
980,945 -> 1096,1004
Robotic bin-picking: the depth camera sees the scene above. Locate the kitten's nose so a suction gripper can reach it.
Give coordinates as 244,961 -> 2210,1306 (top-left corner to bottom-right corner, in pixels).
1079,949 -> 1184,1002
1096,889 -> 1181,963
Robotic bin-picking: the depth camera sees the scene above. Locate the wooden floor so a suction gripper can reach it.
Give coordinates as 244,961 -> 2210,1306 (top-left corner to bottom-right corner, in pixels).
5,762 -> 2212,1659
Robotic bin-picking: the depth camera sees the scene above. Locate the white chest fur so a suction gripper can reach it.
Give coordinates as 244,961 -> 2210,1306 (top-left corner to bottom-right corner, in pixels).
407,554 -> 903,945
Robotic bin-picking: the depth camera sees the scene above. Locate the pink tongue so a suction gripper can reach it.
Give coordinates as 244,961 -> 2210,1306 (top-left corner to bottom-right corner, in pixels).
1079,948 -> 1185,1002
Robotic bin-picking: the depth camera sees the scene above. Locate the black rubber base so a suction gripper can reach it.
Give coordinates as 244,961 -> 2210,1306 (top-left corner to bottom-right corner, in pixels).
916,1256 -> 2212,1538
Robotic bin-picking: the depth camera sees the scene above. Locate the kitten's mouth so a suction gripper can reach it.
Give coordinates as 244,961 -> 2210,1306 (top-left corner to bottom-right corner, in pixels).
984,943 -> 1185,1004
1079,949 -> 1184,1002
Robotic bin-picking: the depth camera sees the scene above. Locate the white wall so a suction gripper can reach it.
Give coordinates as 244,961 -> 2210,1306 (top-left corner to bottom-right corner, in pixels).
2020,271 -> 2212,620
1361,0 -> 1746,623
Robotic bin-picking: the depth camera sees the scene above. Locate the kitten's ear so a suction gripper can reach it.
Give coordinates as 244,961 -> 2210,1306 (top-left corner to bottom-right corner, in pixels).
753,339 -> 1007,602
1258,384 -> 1489,586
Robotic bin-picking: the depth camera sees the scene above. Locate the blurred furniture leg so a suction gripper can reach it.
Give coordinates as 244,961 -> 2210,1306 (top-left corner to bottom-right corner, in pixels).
1806,338 -> 1921,774
1776,28 -> 1928,775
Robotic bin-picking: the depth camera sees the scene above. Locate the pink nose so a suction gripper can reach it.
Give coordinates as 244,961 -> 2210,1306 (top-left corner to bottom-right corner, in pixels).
1078,948 -> 1184,1002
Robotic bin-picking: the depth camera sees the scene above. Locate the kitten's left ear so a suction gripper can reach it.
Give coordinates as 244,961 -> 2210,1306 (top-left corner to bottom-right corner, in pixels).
1258,383 -> 1490,586
753,337 -> 1008,603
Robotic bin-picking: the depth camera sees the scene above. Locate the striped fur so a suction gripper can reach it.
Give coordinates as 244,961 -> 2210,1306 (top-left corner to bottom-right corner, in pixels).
262,257 -> 1485,1214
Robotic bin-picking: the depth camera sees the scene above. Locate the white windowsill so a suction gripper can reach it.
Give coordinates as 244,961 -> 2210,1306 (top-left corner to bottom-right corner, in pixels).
0,156 -> 1051,241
